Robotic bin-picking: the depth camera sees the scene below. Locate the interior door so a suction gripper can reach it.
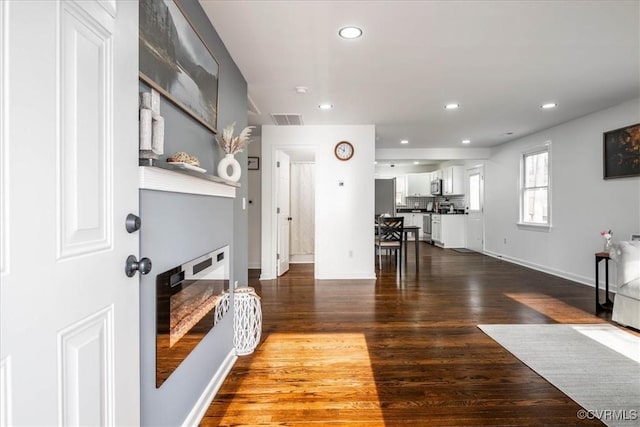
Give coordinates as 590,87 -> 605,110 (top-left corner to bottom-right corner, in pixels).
276,150 -> 291,276
0,1 -> 140,425
465,166 -> 485,252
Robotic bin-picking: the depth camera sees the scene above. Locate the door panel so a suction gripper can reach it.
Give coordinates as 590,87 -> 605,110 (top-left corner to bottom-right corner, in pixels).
0,1 -> 139,425
465,166 -> 484,252
59,0 -> 113,258
276,151 -> 290,276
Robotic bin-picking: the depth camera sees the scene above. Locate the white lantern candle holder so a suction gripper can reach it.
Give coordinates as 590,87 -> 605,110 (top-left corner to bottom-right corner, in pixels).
233,287 -> 262,355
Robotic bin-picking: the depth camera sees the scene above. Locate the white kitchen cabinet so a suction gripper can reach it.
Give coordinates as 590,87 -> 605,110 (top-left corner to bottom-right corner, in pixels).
432,169 -> 443,180
443,165 -> 465,195
395,175 -> 407,205
433,214 -> 466,248
407,173 -> 430,196
431,214 -> 441,244
398,212 -> 424,239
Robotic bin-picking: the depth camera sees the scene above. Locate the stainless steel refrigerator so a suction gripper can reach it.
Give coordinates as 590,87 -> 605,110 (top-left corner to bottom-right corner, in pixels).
375,178 -> 396,216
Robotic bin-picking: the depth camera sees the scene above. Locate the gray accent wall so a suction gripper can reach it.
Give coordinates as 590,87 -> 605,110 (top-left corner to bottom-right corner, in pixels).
177,0 -> 249,287
140,191 -> 234,426
138,0 -> 248,424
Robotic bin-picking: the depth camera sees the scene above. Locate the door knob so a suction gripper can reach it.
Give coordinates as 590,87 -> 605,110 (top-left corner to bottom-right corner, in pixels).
125,213 -> 141,233
125,255 -> 152,277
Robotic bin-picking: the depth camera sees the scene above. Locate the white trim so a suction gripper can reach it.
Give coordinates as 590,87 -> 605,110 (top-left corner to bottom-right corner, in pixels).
139,166 -> 237,198
181,349 -> 237,427
516,222 -> 551,232
518,141 -> 551,227
0,0 -> 8,277
483,249 -> 618,292
315,274 -> 378,280
1,356 -> 12,427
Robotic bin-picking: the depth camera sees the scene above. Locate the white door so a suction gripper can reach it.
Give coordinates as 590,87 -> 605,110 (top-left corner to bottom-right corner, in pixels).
0,1 -> 140,425
465,166 -> 485,252
276,150 -> 291,276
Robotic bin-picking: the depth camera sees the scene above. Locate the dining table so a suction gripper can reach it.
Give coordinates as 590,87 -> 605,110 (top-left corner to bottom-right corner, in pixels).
402,225 -> 421,269
375,224 -> 421,271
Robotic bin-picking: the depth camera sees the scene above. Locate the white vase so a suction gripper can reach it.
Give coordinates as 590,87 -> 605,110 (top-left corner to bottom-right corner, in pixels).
217,153 -> 241,182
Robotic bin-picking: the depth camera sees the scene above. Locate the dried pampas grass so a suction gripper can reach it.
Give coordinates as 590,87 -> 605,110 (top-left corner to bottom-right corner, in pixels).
216,122 -> 254,155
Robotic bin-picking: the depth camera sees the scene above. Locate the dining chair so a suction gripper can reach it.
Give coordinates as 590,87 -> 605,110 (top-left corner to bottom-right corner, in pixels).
375,216 -> 404,272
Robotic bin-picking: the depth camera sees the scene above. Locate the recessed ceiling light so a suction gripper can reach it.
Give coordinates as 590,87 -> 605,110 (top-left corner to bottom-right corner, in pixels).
400,140 -> 409,144
444,103 -> 460,110
413,161 -> 420,165
462,139 -> 471,144
319,103 -> 333,110
338,26 -> 363,39
374,161 -> 378,165
295,86 -> 308,94
541,103 -> 557,109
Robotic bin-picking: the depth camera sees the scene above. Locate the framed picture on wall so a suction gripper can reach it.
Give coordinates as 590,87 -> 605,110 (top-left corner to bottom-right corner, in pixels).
248,157 -> 260,170
603,123 -> 640,179
139,0 -> 219,133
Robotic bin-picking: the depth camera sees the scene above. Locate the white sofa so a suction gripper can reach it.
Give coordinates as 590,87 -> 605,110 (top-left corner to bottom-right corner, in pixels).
610,240 -> 640,330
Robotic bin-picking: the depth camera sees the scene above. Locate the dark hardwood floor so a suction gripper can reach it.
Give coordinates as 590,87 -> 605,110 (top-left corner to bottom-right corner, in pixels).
201,243 -> 614,426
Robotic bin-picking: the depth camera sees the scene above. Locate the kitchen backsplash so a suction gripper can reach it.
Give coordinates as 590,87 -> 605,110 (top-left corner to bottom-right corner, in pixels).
404,196 -> 430,209
404,195 -> 466,210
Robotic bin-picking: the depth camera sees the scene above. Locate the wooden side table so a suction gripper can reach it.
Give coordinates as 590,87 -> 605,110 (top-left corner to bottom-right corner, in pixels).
594,252 -> 614,313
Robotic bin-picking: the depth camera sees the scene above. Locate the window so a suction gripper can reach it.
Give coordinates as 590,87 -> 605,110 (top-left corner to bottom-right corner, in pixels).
469,172 -> 481,211
520,146 -> 550,227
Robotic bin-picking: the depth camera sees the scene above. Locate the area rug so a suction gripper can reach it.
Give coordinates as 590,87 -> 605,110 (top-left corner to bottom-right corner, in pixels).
478,324 -> 640,427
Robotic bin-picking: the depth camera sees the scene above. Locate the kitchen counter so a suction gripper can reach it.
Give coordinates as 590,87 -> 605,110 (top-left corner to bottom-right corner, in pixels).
397,209 -> 467,215
432,214 -> 466,248
397,208 -> 430,213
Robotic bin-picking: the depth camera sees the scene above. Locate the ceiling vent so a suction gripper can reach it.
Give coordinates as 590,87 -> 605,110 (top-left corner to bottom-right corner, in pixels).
270,113 -> 303,126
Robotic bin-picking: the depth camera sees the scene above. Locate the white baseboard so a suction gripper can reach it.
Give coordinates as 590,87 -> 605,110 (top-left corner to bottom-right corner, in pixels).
483,249 -> 618,293
181,349 -> 237,427
290,254 -> 314,264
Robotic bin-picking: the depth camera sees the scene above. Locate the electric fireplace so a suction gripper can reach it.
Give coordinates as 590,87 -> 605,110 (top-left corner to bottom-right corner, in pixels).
155,245 -> 230,387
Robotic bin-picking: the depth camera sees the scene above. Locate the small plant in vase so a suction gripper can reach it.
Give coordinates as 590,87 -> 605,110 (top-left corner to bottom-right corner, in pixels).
215,122 -> 254,182
600,229 -> 612,252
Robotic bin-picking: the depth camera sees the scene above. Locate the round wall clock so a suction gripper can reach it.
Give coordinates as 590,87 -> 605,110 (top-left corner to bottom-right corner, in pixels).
334,141 -> 354,161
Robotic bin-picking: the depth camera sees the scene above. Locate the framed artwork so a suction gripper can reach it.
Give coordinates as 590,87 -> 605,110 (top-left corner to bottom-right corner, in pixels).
248,157 -> 260,170
139,0 -> 219,133
603,123 -> 640,179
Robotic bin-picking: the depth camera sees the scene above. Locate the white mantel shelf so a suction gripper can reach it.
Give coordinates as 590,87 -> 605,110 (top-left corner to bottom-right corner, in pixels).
139,166 -> 237,198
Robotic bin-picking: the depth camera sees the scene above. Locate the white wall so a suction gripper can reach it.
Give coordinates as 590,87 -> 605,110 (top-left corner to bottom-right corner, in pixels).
261,125 -> 376,280
484,98 -> 640,288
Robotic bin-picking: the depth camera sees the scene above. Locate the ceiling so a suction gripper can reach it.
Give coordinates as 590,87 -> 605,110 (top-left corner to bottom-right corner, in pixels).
200,0 -> 640,155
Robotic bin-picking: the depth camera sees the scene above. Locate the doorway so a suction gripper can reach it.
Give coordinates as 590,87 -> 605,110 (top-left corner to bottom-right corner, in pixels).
274,149 -> 316,276
290,161 -> 315,263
